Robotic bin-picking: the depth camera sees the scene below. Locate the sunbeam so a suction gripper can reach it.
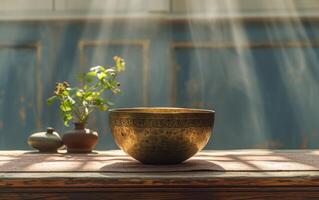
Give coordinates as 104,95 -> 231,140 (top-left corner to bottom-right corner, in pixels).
0,0 -> 318,150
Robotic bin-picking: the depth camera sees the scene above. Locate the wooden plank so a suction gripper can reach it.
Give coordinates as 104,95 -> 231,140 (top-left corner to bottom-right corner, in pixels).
1,171 -> 319,188
0,150 -> 318,189
0,190 -> 319,200
1,150 -> 319,172
0,150 -> 319,199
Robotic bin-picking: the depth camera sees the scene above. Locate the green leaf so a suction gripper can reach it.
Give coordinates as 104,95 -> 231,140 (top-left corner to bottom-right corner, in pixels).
48,57 -> 124,127
103,82 -> 112,89
99,105 -> 108,111
66,113 -> 73,120
86,76 -> 94,83
76,91 -> 83,97
63,113 -> 73,126
60,105 -> 71,112
62,90 -> 69,96
117,63 -> 125,72
85,71 -> 96,83
93,92 -> 100,97
90,66 -> 105,72
60,101 -> 72,112
84,92 -> 93,101
86,71 -> 97,77
114,57 -> 125,72
85,96 -> 93,101
47,96 -> 58,105
67,96 -> 76,104
93,98 -> 103,105
97,72 -> 107,80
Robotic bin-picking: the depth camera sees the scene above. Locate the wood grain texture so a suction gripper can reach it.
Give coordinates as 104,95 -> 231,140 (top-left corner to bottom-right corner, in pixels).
2,188 -> 319,200
2,150 -> 319,172
2,171 -> 319,188
0,150 -> 319,199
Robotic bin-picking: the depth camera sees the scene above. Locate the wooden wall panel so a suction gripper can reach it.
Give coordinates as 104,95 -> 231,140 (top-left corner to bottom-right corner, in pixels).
171,0 -> 319,13
171,40 -> 319,149
0,19 -> 318,149
0,0 -> 53,11
0,43 -> 42,149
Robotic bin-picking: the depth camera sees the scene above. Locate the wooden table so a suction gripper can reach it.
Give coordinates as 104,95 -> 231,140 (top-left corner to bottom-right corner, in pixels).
1,150 -> 319,200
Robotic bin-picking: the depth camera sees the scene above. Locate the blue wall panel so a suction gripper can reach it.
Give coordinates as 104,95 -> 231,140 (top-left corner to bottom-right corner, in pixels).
0,19 -> 318,150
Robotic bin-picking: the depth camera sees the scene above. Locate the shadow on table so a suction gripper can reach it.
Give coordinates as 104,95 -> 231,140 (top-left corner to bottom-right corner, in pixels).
99,159 -> 225,173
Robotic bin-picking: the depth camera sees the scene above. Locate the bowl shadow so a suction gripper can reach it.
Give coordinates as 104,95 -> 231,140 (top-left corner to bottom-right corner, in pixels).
99,158 -> 225,173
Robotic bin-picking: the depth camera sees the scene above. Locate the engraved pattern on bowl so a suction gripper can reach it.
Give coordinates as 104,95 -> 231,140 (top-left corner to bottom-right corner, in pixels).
109,107 -> 215,164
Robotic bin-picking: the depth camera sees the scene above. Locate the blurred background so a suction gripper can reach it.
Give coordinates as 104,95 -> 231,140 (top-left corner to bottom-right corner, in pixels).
0,0 -> 319,150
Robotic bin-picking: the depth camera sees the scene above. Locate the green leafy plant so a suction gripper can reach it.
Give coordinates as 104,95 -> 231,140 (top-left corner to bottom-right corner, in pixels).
47,56 -> 125,126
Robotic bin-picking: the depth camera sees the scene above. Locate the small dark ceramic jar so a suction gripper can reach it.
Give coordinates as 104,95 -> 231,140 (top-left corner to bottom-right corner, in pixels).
62,123 -> 98,153
28,127 -> 63,153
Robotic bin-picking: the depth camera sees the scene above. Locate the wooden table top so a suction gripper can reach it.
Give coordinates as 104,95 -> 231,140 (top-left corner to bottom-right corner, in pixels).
1,149 -> 319,188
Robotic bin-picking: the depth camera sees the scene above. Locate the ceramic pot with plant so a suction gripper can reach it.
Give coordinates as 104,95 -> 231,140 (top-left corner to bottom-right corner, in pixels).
47,56 -> 125,153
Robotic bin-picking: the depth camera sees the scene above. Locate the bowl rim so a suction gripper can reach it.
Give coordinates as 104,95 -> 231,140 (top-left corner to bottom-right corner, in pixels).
109,107 -> 215,114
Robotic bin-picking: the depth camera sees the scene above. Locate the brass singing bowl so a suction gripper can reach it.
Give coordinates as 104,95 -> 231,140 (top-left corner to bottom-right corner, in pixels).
109,107 -> 215,164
